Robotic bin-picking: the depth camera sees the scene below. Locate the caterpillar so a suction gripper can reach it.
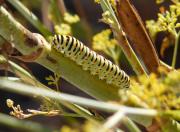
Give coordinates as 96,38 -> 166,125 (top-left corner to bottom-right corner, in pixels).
51,34 -> 130,89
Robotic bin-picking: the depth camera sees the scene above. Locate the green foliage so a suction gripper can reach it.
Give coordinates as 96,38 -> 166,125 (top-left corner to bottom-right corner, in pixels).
45,73 -> 61,91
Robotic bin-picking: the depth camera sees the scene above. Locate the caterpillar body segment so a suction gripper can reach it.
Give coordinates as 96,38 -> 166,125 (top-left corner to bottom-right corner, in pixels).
52,34 -> 130,89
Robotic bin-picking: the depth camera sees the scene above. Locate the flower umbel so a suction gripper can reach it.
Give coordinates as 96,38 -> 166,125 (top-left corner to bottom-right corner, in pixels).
119,69 -> 180,110
92,29 -> 121,65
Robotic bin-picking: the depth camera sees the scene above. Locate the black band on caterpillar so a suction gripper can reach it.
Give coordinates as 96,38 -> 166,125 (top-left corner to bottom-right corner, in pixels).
52,34 -> 130,89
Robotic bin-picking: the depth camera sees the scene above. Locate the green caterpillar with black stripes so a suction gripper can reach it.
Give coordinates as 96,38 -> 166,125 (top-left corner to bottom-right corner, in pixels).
52,34 -> 130,89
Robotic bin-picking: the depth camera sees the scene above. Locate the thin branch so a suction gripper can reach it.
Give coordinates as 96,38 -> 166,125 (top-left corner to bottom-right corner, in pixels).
160,61 -> 173,72
73,0 -> 93,46
172,31 -> 180,68
41,0 -> 52,30
0,79 -> 158,117
6,0 -> 52,37
57,0 -> 67,15
0,113 -> 52,132
122,117 -> 141,132
103,110 -> 125,129
103,110 -> 141,132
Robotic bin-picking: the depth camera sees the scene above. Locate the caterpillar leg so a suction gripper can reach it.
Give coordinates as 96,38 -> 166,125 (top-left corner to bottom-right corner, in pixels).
106,65 -> 117,84
83,51 -> 97,73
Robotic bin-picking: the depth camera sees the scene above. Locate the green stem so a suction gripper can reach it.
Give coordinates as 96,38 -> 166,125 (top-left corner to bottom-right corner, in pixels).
113,53 -> 120,66
172,31 -> 180,68
0,6 -> 121,101
103,110 -> 141,131
0,113 -> 52,132
57,0 -> 67,15
123,117 -> 141,132
60,102 -> 100,123
102,0 -> 120,29
114,58 -> 119,66
103,110 -> 125,129
108,48 -> 120,66
6,0 -> 52,37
